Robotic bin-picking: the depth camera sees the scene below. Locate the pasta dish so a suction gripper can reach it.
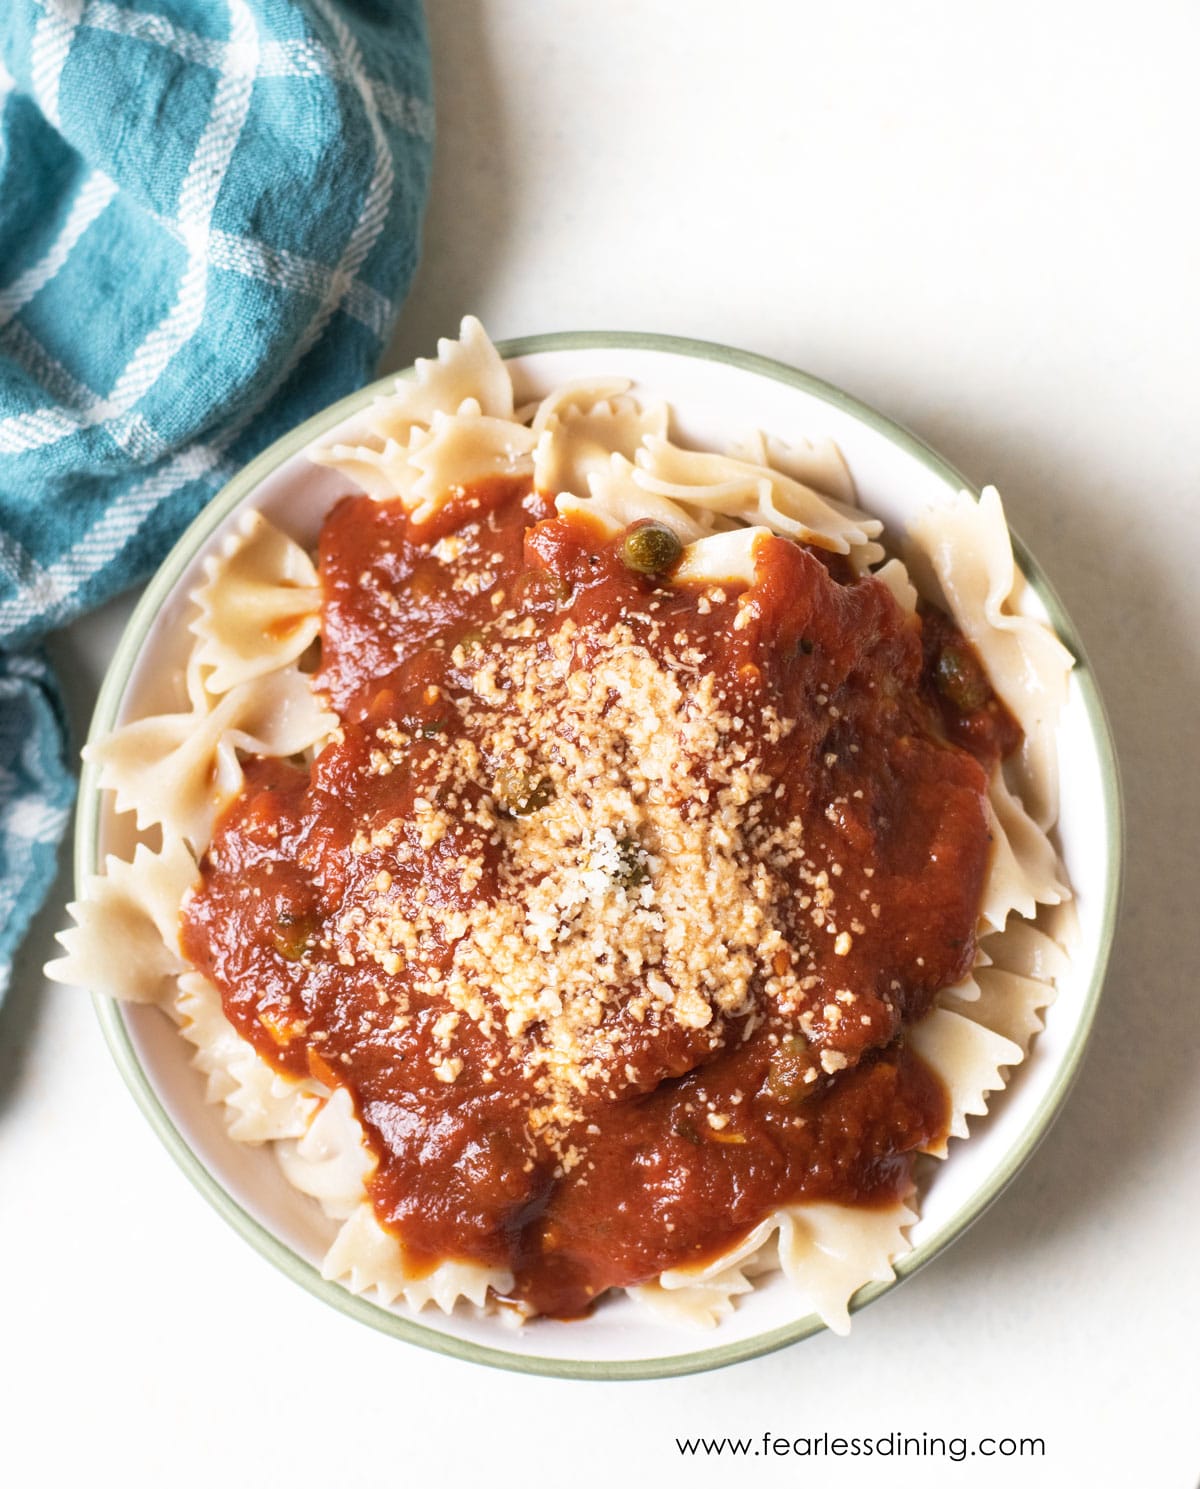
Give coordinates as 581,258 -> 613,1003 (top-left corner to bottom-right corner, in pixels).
49,320 -> 1074,1331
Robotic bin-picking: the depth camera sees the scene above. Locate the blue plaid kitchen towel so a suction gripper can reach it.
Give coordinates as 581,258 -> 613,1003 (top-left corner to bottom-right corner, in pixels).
0,0 -> 433,1000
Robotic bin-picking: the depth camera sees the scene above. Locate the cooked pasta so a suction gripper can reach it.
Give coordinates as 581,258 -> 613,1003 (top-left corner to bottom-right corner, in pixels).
50,318 -> 1075,1335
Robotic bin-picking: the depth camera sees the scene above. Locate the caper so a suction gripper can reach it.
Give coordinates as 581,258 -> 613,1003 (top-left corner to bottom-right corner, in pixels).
620,520 -> 683,576
512,568 -> 569,609
494,766 -> 555,816
612,835 -> 649,889
272,911 -> 315,963
765,1035 -> 819,1106
934,641 -> 990,714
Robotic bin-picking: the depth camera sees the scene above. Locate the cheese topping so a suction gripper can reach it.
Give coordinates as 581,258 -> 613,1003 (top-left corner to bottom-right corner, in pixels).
332,604 -> 848,1147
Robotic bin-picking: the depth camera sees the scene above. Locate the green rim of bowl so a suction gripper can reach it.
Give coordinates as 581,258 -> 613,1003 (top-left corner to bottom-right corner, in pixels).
81,331 -> 1124,1381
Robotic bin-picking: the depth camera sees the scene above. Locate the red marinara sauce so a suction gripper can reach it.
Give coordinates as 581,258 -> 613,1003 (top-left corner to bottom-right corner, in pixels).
181,476 -> 1019,1318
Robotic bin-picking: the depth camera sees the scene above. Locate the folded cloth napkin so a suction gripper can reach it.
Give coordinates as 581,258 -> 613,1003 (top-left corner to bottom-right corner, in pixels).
0,0 -> 433,1000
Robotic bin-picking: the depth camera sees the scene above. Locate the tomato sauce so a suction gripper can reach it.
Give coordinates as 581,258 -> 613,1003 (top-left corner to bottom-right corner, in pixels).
181,477 -> 1017,1318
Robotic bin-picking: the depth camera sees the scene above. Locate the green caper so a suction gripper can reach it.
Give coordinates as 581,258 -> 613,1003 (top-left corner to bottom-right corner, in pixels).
764,1035 -> 819,1106
494,766 -> 555,816
934,641 -> 990,714
512,568 -> 569,609
272,910 -> 315,963
620,520 -> 683,576
612,835 -> 649,889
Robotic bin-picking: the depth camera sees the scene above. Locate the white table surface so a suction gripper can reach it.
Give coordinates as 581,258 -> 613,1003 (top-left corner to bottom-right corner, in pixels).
3,3 -> 1198,1485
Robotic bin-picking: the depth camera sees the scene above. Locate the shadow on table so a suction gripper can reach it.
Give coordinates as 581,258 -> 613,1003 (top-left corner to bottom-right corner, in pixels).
0,845 -> 73,1122
890,410 -> 1200,1275
383,0 -> 518,372
0,599 -> 123,1120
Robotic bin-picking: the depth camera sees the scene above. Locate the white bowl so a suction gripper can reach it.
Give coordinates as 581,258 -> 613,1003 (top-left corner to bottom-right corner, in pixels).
80,332 -> 1123,1378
